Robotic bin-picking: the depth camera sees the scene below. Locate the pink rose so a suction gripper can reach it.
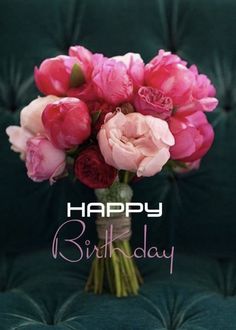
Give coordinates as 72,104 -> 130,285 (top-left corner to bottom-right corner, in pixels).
92,54 -> 133,105
6,126 -> 33,160
177,65 -> 218,113
98,111 -> 174,177
34,55 -> 84,96
26,136 -> 66,183
42,97 -> 91,149
20,96 -> 59,134
134,86 -> 173,119
145,50 -> 194,106
112,53 -> 144,88
168,111 -> 214,162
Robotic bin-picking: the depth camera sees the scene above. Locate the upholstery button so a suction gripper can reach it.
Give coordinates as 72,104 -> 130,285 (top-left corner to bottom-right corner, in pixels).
222,88 -> 234,112
0,285 -> 6,292
0,68 -> 34,113
45,317 -> 55,326
0,255 -> 8,293
168,45 -> 177,53
223,104 -> 232,112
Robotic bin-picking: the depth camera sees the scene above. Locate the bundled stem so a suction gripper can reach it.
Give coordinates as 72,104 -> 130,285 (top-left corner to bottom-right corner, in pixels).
85,239 -> 143,297
85,180 -> 143,297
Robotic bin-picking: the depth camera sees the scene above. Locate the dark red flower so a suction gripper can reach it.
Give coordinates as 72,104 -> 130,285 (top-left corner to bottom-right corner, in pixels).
74,145 -> 117,189
89,101 -> 114,135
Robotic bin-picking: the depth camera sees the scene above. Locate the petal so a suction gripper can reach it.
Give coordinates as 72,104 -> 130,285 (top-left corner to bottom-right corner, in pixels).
137,148 -> 170,177
111,142 -> 141,172
170,128 -> 198,159
6,126 -> 33,158
197,97 -> 219,112
97,128 -> 116,167
145,116 -> 175,146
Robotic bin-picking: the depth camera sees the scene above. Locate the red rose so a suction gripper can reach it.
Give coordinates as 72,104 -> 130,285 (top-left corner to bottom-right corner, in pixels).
42,97 -> 91,150
74,145 -> 117,189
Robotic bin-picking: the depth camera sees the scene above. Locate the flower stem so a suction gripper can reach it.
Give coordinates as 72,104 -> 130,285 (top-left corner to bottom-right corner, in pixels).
123,170 -> 130,184
110,243 -> 122,297
85,239 -> 143,297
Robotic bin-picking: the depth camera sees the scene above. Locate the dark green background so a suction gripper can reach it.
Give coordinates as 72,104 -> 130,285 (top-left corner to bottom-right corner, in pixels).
0,0 -> 236,329
0,0 -> 235,255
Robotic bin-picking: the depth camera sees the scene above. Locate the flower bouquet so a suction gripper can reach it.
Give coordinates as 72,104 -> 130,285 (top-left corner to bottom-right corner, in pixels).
6,46 -> 218,297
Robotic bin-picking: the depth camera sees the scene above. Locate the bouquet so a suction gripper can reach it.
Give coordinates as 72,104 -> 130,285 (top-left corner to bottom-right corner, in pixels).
6,46 -> 218,297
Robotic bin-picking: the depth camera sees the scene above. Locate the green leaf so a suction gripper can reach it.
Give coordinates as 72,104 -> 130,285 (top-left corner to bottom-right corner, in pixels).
172,107 -> 178,115
91,110 -> 102,124
70,63 -> 85,88
165,160 -> 188,170
173,160 -> 188,169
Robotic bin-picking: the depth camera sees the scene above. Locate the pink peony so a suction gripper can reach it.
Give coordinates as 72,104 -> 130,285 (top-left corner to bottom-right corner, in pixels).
34,55 -> 84,96
134,86 -> 173,119
67,79 -> 97,102
67,45 -> 97,101
177,65 -> 218,113
97,111 -> 174,177
190,65 -> 216,99
112,52 -> 144,88
145,50 -> 194,106
168,111 -> 214,162
42,97 -> 91,150
92,54 -> 133,105
26,136 -> 66,183
145,50 -> 218,114
69,45 -> 93,79
20,95 -> 59,134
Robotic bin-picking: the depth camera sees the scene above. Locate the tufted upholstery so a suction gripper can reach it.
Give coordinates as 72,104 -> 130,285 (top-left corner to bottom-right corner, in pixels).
0,0 -> 236,329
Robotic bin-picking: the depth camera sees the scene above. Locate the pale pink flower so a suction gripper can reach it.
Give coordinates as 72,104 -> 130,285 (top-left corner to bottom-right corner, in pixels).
98,111 -> 174,177
20,95 -> 59,134
6,126 -> 33,160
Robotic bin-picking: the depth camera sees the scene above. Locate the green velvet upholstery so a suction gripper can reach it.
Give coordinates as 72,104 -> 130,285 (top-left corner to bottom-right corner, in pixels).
0,0 -> 236,329
1,250 -> 236,330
